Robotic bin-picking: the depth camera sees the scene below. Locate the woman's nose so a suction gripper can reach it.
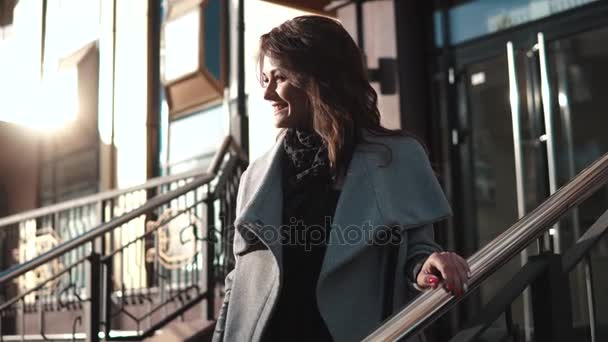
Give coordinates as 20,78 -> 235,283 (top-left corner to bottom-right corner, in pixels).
263,83 -> 277,101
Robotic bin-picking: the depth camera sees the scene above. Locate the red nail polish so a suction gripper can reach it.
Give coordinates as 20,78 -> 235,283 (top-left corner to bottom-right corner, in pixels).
428,276 -> 438,285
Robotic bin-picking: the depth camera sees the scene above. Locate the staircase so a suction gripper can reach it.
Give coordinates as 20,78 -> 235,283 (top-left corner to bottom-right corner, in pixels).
0,136 -> 247,342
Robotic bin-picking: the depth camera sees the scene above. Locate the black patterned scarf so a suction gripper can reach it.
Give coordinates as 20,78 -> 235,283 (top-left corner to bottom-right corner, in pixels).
282,128 -> 332,187
281,129 -> 335,218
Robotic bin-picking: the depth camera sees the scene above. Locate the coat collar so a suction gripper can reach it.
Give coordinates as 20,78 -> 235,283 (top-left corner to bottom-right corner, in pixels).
233,132 -> 451,278
233,134 -> 286,266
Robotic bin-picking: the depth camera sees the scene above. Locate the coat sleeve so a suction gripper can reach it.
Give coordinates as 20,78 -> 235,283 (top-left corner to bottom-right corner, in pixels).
212,269 -> 235,342
403,224 -> 442,292
212,169 -> 249,342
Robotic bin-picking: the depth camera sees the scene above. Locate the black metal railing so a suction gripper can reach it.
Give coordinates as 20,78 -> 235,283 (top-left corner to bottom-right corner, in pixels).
0,152 -> 213,316
0,136 -> 247,342
364,152 -> 608,342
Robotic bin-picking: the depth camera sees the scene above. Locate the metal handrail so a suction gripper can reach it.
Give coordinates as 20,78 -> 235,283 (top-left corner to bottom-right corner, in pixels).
0,137 -> 247,285
447,257 -> 550,342
0,255 -> 89,311
363,152 -> 608,341
0,136 -> 246,229
0,172 -> 213,284
447,208 -> 608,342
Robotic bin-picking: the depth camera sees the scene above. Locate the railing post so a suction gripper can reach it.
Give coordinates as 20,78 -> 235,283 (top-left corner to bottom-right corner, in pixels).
530,253 -> 573,342
85,252 -> 101,342
584,256 -> 597,342
205,196 -> 216,321
103,256 -> 114,337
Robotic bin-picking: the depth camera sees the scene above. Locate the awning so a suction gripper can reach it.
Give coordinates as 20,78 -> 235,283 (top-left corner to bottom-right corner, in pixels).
261,0 -> 338,16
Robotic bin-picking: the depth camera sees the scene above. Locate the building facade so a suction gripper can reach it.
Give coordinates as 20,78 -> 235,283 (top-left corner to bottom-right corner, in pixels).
1,0 -> 607,340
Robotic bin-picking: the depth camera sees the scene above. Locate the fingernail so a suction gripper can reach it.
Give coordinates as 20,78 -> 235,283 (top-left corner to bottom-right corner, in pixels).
428,276 -> 438,285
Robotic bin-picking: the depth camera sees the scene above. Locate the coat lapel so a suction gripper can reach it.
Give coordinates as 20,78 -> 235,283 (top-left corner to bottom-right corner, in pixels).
318,146 -> 383,284
232,134 -> 384,278
233,133 -> 452,286
234,135 -> 285,270
318,135 -> 452,285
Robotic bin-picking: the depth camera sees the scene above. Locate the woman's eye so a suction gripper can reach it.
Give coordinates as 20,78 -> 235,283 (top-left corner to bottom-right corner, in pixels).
275,74 -> 286,82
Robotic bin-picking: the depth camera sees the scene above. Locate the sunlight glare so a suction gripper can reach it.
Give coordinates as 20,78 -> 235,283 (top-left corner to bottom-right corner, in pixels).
0,68 -> 79,132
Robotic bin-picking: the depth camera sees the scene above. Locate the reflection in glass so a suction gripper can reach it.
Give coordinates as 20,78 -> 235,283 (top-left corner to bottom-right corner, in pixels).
434,0 -> 599,46
167,105 -> 227,174
549,26 -> 608,335
163,10 -> 200,82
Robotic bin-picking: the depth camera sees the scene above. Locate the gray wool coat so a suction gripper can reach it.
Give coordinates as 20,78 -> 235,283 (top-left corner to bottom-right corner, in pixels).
212,133 -> 452,342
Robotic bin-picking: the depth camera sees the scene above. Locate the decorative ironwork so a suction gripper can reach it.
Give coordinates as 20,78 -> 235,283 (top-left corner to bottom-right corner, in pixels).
145,208 -> 203,270
33,228 -> 63,287
0,136 -> 247,340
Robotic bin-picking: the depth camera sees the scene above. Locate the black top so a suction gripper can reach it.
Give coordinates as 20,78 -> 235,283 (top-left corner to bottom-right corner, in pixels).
262,152 -> 339,342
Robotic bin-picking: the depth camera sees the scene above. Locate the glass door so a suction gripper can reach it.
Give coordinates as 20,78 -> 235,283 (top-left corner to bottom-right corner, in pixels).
454,25 -> 608,341
455,38 -> 547,340
544,27 -> 608,341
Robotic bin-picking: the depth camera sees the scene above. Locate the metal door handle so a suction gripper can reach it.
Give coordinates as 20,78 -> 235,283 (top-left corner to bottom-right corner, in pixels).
506,42 -> 526,222
507,41 -> 533,342
537,32 -> 562,253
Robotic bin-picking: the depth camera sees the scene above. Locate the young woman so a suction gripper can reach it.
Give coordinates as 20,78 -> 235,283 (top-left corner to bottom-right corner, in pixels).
213,15 -> 469,342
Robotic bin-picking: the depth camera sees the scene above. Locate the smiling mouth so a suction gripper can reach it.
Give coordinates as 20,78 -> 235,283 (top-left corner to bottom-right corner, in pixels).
272,103 -> 288,113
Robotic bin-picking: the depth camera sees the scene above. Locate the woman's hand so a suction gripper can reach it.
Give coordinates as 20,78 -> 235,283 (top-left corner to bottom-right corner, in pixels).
416,251 -> 470,296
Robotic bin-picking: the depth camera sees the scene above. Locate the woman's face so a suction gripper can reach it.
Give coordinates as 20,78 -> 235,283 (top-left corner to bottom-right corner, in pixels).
261,56 -> 311,129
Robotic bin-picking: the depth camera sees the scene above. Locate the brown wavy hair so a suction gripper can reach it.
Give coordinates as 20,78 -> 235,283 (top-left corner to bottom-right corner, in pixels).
258,15 -> 406,176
